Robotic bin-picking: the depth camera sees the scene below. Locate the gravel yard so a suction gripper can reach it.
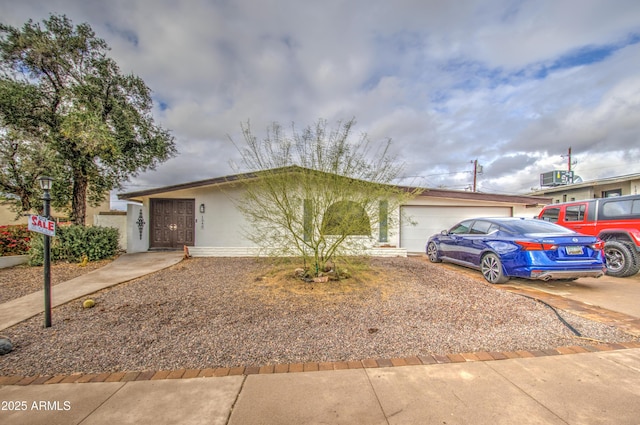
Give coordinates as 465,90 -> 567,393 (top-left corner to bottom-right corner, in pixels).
0,256 -> 636,376
0,259 -> 113,303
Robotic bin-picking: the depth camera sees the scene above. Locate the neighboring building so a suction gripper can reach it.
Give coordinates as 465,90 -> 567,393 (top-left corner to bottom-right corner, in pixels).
0,195 -> 113,226
530,173 -> 640,204
119,167 -> 551,255
0,199 -> 26,225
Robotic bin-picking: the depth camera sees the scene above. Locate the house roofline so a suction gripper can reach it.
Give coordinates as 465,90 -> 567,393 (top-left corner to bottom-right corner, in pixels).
119,166 -> 305,200
118,171 -> 254,200
119,166 -> 551,206
395,185 -> 550,206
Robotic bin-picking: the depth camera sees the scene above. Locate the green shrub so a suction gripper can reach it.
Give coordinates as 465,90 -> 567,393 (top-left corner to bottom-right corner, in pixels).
0,225 -> 31,256
29,225 -> 119,265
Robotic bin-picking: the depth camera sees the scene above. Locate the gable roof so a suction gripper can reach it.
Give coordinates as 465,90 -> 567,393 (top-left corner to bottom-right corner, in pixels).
119,166 -> 551,206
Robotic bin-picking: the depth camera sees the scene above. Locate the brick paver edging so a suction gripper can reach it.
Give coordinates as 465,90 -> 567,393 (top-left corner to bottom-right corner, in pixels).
2,342 -> 640,386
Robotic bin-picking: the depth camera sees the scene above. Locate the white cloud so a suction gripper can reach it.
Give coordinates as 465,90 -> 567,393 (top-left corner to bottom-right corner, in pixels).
2,0 -> 640,195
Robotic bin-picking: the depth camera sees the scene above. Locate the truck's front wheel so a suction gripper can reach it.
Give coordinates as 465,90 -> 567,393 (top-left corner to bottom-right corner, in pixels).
604,241 -> 640,277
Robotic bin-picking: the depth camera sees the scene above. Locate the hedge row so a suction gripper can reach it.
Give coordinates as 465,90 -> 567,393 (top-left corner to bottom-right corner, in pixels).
28,225 -> 120,266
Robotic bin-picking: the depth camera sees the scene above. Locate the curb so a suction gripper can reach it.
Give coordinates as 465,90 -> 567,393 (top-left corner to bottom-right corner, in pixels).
2,342 -> 640,386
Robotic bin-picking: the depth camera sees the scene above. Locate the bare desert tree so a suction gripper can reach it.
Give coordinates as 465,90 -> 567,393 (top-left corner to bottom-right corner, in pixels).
231,118 -> 418,277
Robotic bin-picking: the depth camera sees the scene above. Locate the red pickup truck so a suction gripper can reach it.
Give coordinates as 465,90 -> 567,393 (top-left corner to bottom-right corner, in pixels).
537,195 -> 640,277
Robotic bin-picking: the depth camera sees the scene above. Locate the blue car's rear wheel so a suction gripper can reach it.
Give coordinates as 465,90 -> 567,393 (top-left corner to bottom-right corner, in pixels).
481,253 -> 509,284
427,242 -> 441,263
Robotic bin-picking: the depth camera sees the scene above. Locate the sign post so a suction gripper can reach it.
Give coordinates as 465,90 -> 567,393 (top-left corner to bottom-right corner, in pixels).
32,176 -> 55,328
28,212 -> 56,328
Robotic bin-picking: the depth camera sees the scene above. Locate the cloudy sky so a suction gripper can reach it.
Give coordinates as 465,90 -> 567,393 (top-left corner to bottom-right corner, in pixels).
2,0 -> 640,199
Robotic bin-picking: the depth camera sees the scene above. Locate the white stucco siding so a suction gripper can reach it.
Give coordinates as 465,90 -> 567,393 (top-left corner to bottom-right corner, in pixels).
126,203 -> 149,253
123,178 -> 545,256
192,186 -> 254,247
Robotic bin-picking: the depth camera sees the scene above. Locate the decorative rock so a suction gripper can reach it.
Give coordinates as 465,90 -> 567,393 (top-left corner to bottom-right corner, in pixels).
82,299 -> 96,309
0,336 -> 13,355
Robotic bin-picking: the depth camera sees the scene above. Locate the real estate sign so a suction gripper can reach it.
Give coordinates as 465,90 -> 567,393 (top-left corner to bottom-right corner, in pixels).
28,215 -> 56,237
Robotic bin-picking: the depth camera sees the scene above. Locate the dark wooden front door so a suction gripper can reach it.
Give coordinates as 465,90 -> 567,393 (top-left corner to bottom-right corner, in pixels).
150,199 -> 195,249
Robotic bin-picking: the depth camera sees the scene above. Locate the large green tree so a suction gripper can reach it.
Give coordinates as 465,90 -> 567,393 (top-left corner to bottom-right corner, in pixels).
232,118 -> 418,277
0,129 -> 53,215
0,14 -> 176,224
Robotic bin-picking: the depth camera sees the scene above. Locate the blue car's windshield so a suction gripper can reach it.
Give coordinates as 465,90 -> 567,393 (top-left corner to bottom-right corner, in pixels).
502,220 -> 575,235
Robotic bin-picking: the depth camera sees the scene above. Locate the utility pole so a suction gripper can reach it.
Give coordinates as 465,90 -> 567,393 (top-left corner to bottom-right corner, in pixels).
564,147 -> 575,184
472,159 -> 483,192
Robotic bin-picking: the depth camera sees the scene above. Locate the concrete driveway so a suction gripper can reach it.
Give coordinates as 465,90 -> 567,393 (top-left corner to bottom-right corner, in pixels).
502,272 -> 640,319
435,260 -> 640,319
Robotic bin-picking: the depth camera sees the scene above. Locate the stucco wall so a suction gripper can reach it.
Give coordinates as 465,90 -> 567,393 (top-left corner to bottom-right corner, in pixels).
124,182 -> 547,256
192,186 -> 254,247
94,211 -> 127,250
0,196 -> 111,226
126,203 -> 150,253
126,184 -> 404,252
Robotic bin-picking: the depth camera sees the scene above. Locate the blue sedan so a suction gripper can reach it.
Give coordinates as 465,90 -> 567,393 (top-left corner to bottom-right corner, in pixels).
426,217 -> 606,284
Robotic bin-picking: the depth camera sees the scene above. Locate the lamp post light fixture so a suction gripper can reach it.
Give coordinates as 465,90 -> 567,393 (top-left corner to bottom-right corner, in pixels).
39,176 -> 54,328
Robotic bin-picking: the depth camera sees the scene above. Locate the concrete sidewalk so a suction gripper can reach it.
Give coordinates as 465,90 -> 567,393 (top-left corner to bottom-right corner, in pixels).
1,348 -> 639,424
0,251 -> 184,331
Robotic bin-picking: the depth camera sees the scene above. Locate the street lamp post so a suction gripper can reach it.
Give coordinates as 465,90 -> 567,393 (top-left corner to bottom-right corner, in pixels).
39,176 -> 54,328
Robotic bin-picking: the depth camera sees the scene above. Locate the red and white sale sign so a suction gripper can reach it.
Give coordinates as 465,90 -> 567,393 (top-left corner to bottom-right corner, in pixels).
28,215 -> 56,237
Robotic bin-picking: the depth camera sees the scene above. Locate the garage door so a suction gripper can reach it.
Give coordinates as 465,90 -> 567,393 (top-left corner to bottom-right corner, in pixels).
400,206 -> 513,253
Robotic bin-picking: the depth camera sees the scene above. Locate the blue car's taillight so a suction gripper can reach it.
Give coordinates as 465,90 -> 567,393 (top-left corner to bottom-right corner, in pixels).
515,241 -> 558,251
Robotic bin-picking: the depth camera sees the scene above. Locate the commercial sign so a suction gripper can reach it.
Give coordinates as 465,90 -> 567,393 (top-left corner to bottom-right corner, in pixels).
539,170 -> 574,187
28,215 -> 56,237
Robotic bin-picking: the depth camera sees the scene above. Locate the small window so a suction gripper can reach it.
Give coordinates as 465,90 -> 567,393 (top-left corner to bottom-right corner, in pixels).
379,201 -> 388,242
602,189 -> 622,198
321,201 -> 370,236
303,199 -> 313,241
540,208 -> 560,223
564,205 -> 586,222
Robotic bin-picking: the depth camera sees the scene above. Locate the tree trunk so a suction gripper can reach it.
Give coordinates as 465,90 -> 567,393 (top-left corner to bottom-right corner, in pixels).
72,173 -> 88,225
